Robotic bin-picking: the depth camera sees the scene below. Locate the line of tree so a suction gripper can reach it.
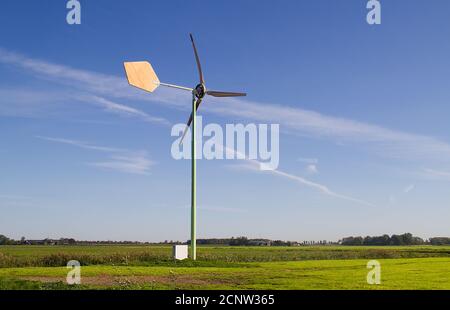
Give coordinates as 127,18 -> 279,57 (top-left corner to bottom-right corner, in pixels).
2,234 -> 450,246
340,233 -> 426,246
193,237 -> 299,246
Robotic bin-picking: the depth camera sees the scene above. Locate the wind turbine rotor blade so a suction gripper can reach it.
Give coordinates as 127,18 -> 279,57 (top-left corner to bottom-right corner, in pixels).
123,61 -> 160,92
190,34 -> 204,84
179,115 -> 192,146
206,90 -> 247,97
179,99 -> 203,145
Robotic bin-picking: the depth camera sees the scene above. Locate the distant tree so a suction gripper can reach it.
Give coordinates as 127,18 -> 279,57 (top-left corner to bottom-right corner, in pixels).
402,233 -> 413,245
0,235 -> 14,245
412,237 -> 425,245
229,236 -> 249,246
341,236 -> 363,246
363,234 -> 390,245
391,234 -> 404,245
390,233 -> 416,245
343,233 -> 424,246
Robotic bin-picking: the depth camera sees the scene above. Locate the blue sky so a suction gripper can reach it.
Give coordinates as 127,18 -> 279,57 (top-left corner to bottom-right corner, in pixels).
1,0 -> 450,242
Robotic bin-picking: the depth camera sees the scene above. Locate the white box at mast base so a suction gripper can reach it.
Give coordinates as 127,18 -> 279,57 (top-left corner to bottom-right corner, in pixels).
173,245 -> 188,260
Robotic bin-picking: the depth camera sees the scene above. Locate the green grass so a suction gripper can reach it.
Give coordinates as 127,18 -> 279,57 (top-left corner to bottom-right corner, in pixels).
0,245 -> 449,290
0,258 -> 449,290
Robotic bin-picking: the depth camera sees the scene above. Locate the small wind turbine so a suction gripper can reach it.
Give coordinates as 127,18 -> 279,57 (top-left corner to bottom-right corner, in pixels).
123,34 -> 246,260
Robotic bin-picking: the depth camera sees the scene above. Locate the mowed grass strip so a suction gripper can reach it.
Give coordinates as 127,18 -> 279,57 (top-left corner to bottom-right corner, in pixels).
0,258 -> 449,290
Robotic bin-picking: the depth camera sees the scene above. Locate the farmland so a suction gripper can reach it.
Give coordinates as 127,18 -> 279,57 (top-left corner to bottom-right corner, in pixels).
0,245 -> 449,290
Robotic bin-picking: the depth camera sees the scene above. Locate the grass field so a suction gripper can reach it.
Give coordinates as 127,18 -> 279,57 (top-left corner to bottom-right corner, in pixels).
1,245 -> 449,290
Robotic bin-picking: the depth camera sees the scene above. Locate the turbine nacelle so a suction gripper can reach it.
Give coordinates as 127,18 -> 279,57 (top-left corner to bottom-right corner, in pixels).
194,83 -> 206,99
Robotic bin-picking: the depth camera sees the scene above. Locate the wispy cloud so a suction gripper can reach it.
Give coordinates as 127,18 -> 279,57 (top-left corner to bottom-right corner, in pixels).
78,95 -> 170,126
36,136 -> 124,153
0,86 -> 170,125
422,168 -> 450,180
298,157 -> 319,164
268,168 -> 375,207
206,97 -> 450,162
0,48 -> 171,124
0,47 -> 188,107
403,184 -> 415,193
37,136 -> 154,175
0,88 -> 68,117
2,48 -> 449,203
89,153 -> 154,175
224,146 -> 374,207
2,47 -> 450,163
306,164 -> 319,174
388,183 -> 416,206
